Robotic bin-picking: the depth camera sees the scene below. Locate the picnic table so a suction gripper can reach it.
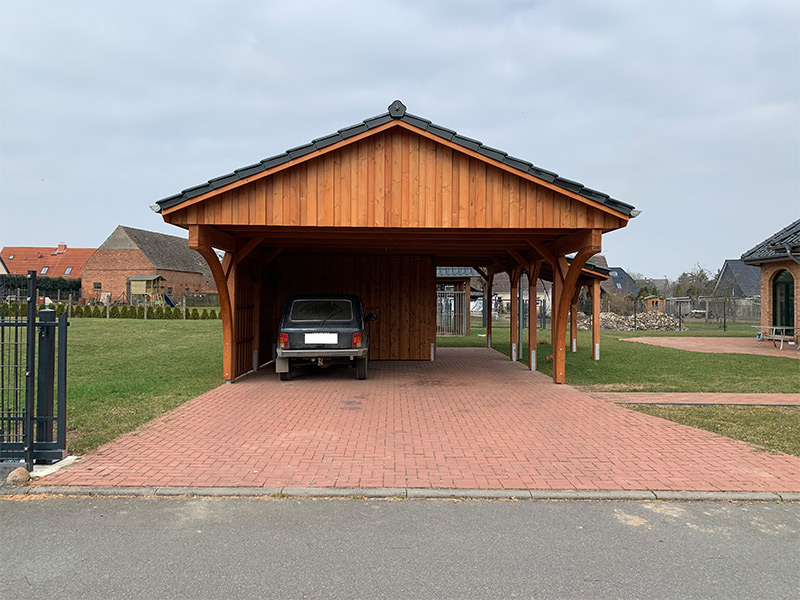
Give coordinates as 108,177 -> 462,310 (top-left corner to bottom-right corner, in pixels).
753,325 -> 797,350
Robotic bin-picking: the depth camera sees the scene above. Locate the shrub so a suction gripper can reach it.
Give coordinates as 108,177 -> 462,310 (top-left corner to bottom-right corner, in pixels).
200,308 -> 209,320
190,308 -> 200,320
136,306 -> 145,319
83,305 -> 92,318
174,306 -> 183,319
129,305 -> 138,319
146,306 -> 154,319
110,305 -> 120,318
154,306 -> 164,319
209,309 -> 217,320
72,305 -> 83,318
92,306 -> 102,318
120,305 -> 128,318
56,303 -> 66,318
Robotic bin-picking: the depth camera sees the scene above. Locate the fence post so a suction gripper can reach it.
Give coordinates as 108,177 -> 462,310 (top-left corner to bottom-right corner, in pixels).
36,309 -> 56,443
182,295 -> 186,320
24,271 -> 36,470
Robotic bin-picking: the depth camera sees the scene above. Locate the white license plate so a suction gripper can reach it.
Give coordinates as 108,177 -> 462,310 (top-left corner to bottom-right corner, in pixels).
305,332 -> 338,344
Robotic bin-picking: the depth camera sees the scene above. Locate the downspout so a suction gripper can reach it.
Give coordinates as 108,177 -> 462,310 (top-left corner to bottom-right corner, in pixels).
783,245 -> 800,266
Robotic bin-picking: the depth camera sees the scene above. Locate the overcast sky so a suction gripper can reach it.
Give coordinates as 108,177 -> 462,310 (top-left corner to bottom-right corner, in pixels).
1,0 -> 798,280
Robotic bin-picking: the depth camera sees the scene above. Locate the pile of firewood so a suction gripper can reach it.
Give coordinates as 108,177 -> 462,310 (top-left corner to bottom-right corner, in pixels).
576,311 -> 686,332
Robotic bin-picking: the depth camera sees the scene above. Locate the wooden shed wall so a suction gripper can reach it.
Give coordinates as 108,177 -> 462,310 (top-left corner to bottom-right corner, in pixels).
258,254 -> 435,364
166,128 -> 622,231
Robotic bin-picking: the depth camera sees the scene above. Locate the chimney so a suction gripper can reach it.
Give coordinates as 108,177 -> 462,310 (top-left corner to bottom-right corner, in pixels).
57,243 -> 67,253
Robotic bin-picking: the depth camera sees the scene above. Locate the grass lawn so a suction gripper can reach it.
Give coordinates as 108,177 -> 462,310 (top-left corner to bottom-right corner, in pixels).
66,319 -> 222,454
439,323 -> 799,393
626,404 -> 800,457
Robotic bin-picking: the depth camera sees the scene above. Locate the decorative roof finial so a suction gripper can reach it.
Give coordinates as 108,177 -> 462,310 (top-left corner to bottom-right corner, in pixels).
388,100 -> 406,118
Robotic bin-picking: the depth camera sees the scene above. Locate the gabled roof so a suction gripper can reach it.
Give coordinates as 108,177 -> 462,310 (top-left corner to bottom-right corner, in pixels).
436,267 -> 480,279
713,259 -> 761,297
0,244 -> 96,278
155,100 -> 637,218
96,226 -> 212,277
741,219 -> 800,265
602,267 -> 638,296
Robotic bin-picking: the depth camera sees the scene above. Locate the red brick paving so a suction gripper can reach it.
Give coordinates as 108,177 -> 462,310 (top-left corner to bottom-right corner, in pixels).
591,392 -> 800,405
39,348 -> 800,492
623,336 -> 800,359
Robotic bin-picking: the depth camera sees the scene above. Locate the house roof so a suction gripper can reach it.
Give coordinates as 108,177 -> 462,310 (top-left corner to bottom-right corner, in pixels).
97,226 -> 213,277
0,244 -> 96,278
602,267 -> 638,296
155,100 -> 637,218
436,267 -> 480,279
741,219 -> 800,265
713,259 -> 761,297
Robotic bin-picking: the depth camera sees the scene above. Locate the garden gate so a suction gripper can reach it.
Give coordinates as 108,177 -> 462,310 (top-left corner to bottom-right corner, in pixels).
0,271 -> 67,470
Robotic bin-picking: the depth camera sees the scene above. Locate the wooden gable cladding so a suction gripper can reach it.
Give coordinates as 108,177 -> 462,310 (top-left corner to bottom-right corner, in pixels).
164,128 -> 624,232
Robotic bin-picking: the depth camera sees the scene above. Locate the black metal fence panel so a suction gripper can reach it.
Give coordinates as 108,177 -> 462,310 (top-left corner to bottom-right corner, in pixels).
0,271 -> 67,469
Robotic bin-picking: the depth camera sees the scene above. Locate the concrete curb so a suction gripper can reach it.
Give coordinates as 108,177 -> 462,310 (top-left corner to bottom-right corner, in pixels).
2,486 -> 796,502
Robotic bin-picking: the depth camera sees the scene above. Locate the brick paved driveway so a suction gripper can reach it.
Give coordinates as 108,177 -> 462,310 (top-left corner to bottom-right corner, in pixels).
40,348 -> 800,492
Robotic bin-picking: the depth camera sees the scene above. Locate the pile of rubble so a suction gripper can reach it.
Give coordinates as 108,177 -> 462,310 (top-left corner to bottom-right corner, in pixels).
577,311 -> 686,332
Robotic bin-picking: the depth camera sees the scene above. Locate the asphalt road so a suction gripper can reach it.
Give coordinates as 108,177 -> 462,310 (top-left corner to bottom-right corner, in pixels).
1,497 -> 797,599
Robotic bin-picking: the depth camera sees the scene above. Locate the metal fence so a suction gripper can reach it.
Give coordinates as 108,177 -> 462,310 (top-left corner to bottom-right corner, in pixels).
0,272 -> 67,469
436,290 -> 469,335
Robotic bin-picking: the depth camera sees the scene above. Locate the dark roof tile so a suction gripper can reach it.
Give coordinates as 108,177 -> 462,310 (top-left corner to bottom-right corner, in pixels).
338,122 -> 369,138
261,153 -> 291,169
234,163 -> 265,178
286,143 -> 316,160
741,219 -> 800,264
312,132 -> 343,150
363,114 -> 393,129
426,123 -> 456,140
477,145 -> 508,162
452,134 -> 482,151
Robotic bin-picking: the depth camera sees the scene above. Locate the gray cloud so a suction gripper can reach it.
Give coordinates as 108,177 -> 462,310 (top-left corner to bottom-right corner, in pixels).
1,0 -> 797,279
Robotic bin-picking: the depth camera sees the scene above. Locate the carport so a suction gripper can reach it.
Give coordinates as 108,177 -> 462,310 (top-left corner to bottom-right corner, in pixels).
154,101 -> 636,383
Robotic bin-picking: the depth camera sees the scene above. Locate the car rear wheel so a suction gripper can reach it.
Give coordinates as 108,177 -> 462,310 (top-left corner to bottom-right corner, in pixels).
280,371 -> 291,381
356,357 -> 367,380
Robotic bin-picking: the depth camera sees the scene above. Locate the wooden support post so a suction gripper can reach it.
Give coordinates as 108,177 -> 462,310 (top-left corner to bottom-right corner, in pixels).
592,278 -> 601,361
570,286 -> 580,353
189,225 -> 235,382
528,261 -> 542,370
509,267 -> 522,361
552,236 -> 601,383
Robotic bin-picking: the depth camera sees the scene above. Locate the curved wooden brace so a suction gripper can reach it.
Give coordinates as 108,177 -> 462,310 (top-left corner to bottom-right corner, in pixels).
192,242 -> 234,382
552,243 -> 599,383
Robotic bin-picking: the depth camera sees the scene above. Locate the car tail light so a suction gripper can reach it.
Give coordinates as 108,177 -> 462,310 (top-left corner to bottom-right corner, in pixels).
352,332 -> 363,348
279,333 -> 289,349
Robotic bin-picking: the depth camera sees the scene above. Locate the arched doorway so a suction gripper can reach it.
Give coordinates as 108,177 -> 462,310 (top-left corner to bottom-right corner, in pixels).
772,269 -> 794,332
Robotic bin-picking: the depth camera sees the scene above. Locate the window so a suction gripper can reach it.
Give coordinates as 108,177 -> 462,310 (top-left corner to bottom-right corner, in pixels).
8,255 -> 13,260
610,271 -> 618,276
64,267 -> 73,276
40,267 -> 49,274
167,287 -> 173,295
773,270 -> 795,331
615,283 -> 622,289
93,282 -> 102,291
290,299 -> 353,322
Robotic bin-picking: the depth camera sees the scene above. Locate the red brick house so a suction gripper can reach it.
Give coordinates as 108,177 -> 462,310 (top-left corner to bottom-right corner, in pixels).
741,218 -> 800,340
81,225 -> 216,303
0,243 -> 95,279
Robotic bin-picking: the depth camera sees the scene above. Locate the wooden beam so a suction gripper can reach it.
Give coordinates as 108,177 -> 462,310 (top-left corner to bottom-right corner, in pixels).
552,229 -> 601,257
508,248 -> 532,270
260,247 -> 283,269
474,267 -> 489,281
188,225 -> 237,253
528,238 -> 558,267
233,235 -> 267,267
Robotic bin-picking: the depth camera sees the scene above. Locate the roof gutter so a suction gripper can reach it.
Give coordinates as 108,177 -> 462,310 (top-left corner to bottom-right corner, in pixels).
782,245 -> 800,266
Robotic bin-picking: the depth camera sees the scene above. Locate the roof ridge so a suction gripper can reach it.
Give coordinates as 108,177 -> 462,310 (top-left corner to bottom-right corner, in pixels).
155,100 -> 636,218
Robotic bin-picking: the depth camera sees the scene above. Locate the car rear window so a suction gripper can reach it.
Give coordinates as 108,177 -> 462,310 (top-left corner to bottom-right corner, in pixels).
289,299 -> 354,322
